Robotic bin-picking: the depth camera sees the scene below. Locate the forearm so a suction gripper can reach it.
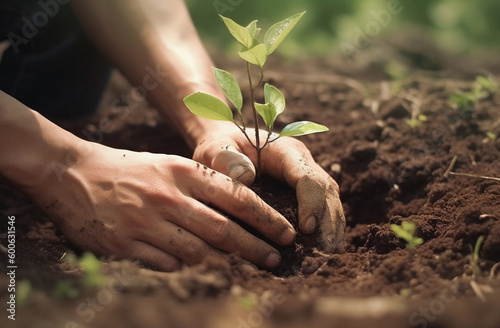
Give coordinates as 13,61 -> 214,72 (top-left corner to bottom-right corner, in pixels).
71,0 -> 229,149
0,91 -> 84,195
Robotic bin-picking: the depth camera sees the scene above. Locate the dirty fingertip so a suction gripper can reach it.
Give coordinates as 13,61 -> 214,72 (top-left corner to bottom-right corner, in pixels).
279,226 -> 296,245
264,252 -> 281,269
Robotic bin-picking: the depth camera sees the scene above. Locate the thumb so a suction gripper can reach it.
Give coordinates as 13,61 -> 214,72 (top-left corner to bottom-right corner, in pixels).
211,146 -> 256,186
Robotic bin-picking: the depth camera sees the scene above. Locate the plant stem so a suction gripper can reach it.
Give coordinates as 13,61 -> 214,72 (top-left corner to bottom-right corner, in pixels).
247,62 -> 264,176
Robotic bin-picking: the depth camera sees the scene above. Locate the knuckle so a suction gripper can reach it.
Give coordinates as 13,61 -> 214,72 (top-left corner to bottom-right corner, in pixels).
206,217 -> 231,245
229,185 -> 252,211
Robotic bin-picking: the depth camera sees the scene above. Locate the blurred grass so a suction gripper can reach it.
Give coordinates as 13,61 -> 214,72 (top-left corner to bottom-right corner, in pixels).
185,0 -> 500,57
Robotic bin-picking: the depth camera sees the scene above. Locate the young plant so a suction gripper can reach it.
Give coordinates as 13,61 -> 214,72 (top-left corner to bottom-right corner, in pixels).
470,235 -> 485,278
390,221 -> 423,249
66,251 -> 106,288
183,12 -> 328,175
450,75 -> 498,117
405,114 -> 428,128
53,252 -> 106,298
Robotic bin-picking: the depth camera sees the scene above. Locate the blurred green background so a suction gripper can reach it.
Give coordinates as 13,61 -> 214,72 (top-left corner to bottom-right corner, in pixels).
185,0 -> 500,57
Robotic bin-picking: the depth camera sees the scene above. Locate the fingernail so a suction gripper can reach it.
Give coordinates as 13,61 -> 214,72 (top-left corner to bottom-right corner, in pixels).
280,227 -> 296,245
265,252 -> 281,268
228,165 -> 254,185
304,216 -> 317,233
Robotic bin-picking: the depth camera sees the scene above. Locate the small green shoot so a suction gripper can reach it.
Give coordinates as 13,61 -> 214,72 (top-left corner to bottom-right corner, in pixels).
238,296 -> 256,309
475,75 -> 498,96
450,92 -> 477,115
486,131 -> 497,140
52,280 -> 80,299
77,252 -> 106,288
66,252 -> 106,288
450,75 -> 497,117
53,252 -> 105,299
399,288 -> 411,298
390,221 -> 423,249
405,114 -> 428,128
470,235 -> 485,278
183,12 -> 329,175
16,279 -> 32,305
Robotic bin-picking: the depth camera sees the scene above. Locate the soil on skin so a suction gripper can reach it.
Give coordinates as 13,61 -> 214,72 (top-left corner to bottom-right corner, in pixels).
2,33 -> 500,328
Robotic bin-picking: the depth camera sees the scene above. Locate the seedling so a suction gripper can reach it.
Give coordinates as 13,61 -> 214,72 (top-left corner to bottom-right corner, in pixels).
470,235 -> 485,278
405,114 -> 428,128
52,280 -> 79,299
486,131 -> 496,140
16,279 -> 32,305
66,251 -> 106,288
238,296 -> 257,309
390,221 -> 423,249
450,75 -> 498,117
183,12 -> 328,175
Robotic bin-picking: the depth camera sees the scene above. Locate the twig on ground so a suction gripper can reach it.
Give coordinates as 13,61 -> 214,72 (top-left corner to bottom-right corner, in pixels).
479,214 -> 500,220
443,155 -> 458,178
470,280 -> 493,302
59,252 -> 67,262
312,249 -> 333,258
313,261 -> 329,276
490,263 -> 500,279
448,172 -> 500,182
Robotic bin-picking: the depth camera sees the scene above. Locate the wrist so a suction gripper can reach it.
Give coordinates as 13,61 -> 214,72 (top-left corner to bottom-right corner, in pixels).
0,92 -> 86,196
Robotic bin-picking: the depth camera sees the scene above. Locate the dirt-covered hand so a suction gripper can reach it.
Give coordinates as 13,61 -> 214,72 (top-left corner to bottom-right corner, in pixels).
30,142 -> 296,271
193,128 -> 345,253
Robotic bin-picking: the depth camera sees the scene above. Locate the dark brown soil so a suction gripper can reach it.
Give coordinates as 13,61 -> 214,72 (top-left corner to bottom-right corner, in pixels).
2,35 -> 500,328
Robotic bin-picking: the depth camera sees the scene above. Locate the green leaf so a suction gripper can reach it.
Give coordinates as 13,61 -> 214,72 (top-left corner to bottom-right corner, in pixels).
476,76 -> 497,93
264,11 -> 305,55
245,20 -> 261,40
264,83 -> 285,115
255,102 -> 276,130
390,224 -> 413,242
219,15 -> 253,48
238,43 -> 268,68
212,68 -> 243,113
409,237 -> 423,248
401,221 -> 416,235
279,121 -> 329,137
255,84 -> 285,129
417,114 -> 428,122
184,92 -> 234,122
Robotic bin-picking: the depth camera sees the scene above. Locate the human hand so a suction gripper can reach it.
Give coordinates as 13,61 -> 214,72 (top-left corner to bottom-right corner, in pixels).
193,126 -> 346,253
30,142 -> 296,271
